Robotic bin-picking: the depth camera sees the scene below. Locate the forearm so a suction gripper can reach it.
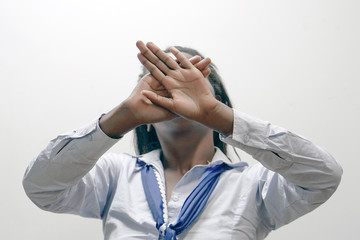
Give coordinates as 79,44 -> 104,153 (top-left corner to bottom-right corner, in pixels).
222,109 -> 342,190
23,120 -> 119,197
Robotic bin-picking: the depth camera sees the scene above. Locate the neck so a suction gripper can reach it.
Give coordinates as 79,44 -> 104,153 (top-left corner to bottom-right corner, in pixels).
158,130 -> 215,175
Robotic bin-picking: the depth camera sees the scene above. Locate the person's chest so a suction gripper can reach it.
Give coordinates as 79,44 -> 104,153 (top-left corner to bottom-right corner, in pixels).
103,165 -> 268,240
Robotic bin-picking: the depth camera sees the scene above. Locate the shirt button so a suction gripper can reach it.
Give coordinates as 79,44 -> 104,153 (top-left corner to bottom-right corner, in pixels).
243,134 -> 250,143
172,195 -> 179,202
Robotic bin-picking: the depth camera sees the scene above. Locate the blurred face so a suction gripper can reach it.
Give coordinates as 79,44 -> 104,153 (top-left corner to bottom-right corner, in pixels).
153,115 -> 208,138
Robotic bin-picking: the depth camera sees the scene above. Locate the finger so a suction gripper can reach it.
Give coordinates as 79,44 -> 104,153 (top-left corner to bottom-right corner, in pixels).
141,97 -> 177,120
141,90 -> 175,112
202,68 -> 211,78
142,97 -> 153,105
177,56 -> 200,69
147,42 -> 180,70
136,41 -> 171,74
137,53 -> 166,84
194,57 -> 211,71
145,77 -> 170,97
170,47 -> 193,69
189,55 -> 201,65
144,74 -> 165,91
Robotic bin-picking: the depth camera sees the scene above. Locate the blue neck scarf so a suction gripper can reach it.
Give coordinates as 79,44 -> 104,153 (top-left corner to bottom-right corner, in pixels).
138,158 -> 232,239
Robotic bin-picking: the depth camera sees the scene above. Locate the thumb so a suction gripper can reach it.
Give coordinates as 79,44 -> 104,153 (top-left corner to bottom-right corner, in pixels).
141,90 -> 175,112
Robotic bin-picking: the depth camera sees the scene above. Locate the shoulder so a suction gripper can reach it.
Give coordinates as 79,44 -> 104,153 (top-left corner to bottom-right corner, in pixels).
94,152 -> 139,174
95,149 -> 162,175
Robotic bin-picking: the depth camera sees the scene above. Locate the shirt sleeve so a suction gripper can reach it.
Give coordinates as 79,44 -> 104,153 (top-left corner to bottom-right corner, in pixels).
221,109 -> 343,229
22,118 -> 121,219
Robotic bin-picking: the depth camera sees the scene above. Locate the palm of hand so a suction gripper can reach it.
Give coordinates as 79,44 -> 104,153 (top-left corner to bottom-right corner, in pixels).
136,41 -> 218,122
164,68 -> 216,120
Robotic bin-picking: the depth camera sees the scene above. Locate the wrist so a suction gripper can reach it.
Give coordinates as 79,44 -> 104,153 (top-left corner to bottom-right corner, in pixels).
99,101 -> 140,138
202,100 -> 234,136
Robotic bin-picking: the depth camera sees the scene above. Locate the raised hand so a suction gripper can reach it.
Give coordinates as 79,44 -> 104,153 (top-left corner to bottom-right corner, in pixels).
100,41 -> 233,138
125,73 -> 176,124
99,73 -> 176,138
136,41 -> 218,123
99,45 -> 213,138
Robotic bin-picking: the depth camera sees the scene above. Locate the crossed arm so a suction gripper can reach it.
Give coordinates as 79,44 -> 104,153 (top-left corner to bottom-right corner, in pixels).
99,41 -> 233,138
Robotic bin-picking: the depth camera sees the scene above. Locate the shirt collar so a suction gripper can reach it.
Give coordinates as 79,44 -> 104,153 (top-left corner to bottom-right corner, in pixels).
136,147 -> 248,171
208,147 -> 248,170
135,149 -> 164,172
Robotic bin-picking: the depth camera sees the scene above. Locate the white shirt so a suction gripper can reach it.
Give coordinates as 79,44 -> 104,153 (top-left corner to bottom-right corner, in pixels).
23,109 -> 342,240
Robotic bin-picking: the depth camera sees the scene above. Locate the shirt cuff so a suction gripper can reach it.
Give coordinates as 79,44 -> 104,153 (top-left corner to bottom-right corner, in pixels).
69,116 -> 120,160
220,109 -> 271,150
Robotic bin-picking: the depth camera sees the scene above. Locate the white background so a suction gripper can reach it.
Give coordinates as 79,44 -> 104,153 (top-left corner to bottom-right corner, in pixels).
1,0 -> 359,239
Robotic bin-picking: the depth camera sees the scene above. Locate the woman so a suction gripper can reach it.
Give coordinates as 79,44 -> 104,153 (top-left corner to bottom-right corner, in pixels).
23,41 -> 342,239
